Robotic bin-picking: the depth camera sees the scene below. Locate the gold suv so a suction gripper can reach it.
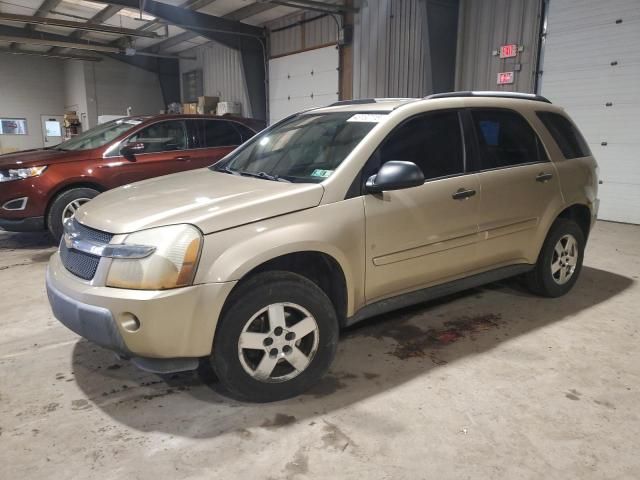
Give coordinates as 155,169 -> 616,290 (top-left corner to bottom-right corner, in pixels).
46,92 -> 599,401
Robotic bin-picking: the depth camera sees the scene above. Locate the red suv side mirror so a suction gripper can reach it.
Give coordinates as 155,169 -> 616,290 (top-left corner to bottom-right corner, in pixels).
120,142 -> 146,160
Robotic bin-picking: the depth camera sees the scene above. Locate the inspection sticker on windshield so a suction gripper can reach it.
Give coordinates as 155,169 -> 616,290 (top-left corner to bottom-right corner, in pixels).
347,113 -> 387,123
311,169 -> 333,178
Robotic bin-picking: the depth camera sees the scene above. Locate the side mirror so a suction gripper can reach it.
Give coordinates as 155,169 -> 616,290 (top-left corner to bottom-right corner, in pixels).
365,161 -> 425,193
120,142 -> 145,160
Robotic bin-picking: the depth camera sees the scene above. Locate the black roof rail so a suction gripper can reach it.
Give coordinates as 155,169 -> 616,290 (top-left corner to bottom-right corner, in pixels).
425,91 -> 552,104
328,98 -> 416,107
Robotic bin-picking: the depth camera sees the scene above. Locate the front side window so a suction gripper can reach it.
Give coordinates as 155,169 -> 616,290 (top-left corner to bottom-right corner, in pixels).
378,110 -> 465,180
213,112 -> 381,183
471,109 -> 546,170
536,111 -> 591,159
202,120 -> 242,147
55,118 -> 143,151
126,120 -> 187,153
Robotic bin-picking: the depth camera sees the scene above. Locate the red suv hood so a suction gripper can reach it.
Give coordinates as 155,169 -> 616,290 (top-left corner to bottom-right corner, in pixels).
0,148 -> 90,169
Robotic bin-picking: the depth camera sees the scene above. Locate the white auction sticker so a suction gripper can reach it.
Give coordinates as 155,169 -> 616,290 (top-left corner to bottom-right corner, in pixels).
347,113 -> 387,123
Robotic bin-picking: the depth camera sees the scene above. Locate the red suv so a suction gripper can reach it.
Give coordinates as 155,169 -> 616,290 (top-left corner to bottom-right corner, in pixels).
0,114 -> 264,240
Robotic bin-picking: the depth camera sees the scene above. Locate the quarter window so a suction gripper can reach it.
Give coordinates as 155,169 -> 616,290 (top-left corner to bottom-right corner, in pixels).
126,120 -> 187,153
536,111 -> 591,159
471,109 -> 546,169
202,120 -> 242,147
378,111 -> 465,180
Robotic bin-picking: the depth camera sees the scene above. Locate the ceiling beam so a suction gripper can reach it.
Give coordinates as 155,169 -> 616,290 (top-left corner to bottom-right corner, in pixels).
0,47 -> 102,61
0,34 -> 121,53
0,12 -> 159,38
223,2 -> 279,21
93,0 -> 264,50
147,30 -> 198,53
263,0 -> 357,14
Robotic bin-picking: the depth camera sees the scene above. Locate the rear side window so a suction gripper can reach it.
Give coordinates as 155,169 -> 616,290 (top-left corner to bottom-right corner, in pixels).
536,111 -> 591,159
379,110 -> 465,180
202,120 -> 242,147
471,109 -> 546,169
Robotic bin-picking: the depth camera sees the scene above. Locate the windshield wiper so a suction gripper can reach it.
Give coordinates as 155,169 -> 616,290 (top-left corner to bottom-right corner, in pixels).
237,170 -> 291,183
214,165 -> 238,175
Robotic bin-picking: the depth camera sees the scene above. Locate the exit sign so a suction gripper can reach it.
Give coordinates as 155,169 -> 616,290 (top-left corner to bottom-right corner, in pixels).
497,71 -> 515,85
500,44 -> 518,58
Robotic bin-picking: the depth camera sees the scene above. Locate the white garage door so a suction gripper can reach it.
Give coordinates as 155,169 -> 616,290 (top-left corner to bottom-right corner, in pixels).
268,45 -> 339,125
541,0 -> 640,224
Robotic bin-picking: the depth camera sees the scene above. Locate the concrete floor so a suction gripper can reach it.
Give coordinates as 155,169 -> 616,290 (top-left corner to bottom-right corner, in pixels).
1,221 -> 639,479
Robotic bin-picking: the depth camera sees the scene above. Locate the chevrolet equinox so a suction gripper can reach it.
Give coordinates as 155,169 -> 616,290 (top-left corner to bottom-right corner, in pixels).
46,92 -> 599,402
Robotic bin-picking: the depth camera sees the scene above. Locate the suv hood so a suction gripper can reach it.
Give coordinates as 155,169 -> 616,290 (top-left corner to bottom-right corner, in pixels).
0,148 -> 88,169
75,169 -> 325,235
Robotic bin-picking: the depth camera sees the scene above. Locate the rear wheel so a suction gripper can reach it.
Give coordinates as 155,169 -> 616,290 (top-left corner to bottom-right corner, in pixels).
525,218 -> 585,297
47,187 -> 99,241
210,271 -> 339,402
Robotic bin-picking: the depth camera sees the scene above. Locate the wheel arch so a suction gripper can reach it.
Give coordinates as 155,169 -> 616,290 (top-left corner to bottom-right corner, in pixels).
556,203 -> 592,241
221,249 -> 351,327
44,181 -> 106,228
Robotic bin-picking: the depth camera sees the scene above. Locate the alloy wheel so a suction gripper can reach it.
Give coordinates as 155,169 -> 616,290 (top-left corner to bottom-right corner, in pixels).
551,234 -> 579,285
61,198 -> 90,223
237,302 -> 320,383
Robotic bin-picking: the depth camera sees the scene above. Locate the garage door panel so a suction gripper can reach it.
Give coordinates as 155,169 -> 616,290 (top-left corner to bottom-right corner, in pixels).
268,46 -> 339,124
597,183 -> 640,224
542,0 -> 640,223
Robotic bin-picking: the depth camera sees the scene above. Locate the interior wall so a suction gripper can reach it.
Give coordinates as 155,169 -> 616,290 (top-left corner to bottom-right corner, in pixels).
63,60 -> 90,131
0,54 -> 65,153
83,57 -> 164,128
455,0 -> 543,92
179,41 -> 253,117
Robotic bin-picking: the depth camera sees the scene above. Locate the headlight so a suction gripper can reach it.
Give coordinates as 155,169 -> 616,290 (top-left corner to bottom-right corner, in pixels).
0,166 -> 47,182
106,224 -> 202,290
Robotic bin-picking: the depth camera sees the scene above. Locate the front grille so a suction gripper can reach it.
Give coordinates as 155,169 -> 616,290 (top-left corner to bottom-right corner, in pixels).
59,220 -> 114,281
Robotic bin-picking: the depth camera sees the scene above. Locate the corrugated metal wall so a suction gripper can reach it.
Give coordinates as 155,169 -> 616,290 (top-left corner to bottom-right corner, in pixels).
268,13 -> 339,58
455,0 -> 542,92
179,41 -> 253,117
353,0 -> 430,98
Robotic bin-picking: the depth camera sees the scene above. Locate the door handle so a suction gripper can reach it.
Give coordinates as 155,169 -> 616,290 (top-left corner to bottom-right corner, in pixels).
452,188 -> 477,200
536,172 -> 553,183
174,156 -> 191,161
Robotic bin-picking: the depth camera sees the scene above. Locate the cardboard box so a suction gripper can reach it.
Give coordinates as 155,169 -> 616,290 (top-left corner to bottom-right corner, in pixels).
216,101 -> 242,116
182,103 -> 197,114
197,96 -> 219,115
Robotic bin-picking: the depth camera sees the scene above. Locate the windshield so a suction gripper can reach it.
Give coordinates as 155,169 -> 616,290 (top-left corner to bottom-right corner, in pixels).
54,118 -> 144,151
212,112 -> 384,183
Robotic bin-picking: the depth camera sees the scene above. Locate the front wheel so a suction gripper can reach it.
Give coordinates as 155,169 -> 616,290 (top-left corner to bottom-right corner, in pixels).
525,218 -> 585,297
47,187 -> 99,241
210,271 -> 339,402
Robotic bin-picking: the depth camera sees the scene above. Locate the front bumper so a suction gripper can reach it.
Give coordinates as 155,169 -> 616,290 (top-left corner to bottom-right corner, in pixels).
0,216 -> 44,232
46,252 -> 237,371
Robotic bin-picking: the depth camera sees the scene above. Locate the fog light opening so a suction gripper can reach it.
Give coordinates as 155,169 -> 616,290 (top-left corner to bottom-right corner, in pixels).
120,313 -> 140,332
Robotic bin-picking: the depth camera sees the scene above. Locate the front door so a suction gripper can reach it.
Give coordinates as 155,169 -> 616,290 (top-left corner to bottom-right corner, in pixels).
364,110 -> 481,302
41,115 -> 64,147
467,108 -> 563,266
105,119 -> 191,185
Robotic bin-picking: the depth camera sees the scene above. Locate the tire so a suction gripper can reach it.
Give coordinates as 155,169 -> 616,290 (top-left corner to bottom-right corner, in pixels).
525,218 -> 585,297
47,187 -> 99,242
210,271 -> 339,402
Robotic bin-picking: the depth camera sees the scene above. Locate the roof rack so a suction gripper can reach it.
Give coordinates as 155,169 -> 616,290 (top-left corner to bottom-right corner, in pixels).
328,98 -> 416,107
425,91 -> 552,104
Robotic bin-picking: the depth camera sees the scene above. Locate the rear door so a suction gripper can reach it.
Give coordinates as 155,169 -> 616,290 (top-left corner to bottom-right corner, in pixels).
363,110 -> 482,301
187,119 -> 244,168
469,108 -> 563,267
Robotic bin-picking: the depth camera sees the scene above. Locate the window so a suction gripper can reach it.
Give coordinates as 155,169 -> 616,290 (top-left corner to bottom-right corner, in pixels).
127,120 -> 187,153
536,111 -> 591,159
202,120 -> 242,147
471,109 -> 546,169
0,118 -> 27,135
378,111 -> 465,180
214,112 -> 380,183
232,123 -> 257,143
